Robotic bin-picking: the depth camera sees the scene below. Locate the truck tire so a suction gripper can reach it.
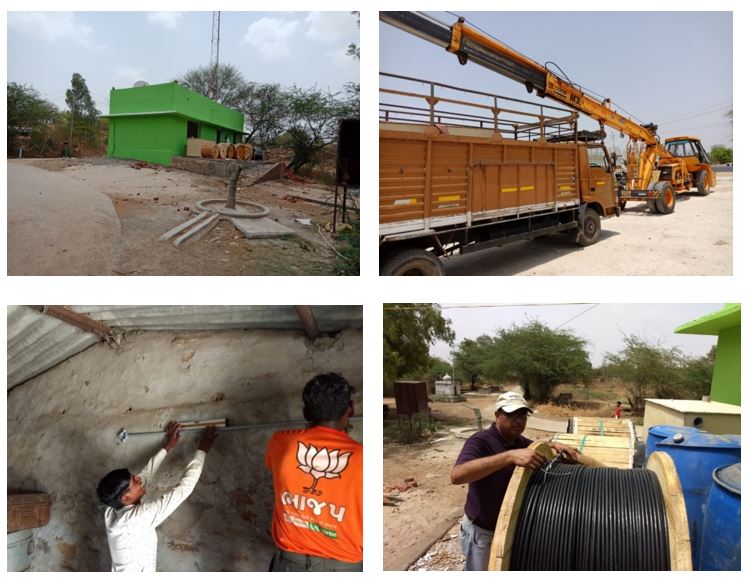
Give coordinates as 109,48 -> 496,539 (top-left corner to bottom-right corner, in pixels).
647,200 -> 657,213
380,248 -> 445,276
619,200 -> 627,211
653,182 -> 675,214
576,207 -> 601,247
696,170 -> 711,196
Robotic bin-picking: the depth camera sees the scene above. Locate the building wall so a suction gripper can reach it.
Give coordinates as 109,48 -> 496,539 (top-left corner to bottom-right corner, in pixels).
108,115 -> 186,166
109,83 -> 243,132
710,327 -> 740,405
7,328 -> 363,571
643,402 -> 741,435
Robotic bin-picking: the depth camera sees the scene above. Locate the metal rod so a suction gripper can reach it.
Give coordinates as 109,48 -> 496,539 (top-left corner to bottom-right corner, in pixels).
118,416 -> 363,441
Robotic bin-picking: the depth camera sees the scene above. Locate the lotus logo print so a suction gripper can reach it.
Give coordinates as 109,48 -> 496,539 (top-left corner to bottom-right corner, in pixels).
296,442 -> 352,495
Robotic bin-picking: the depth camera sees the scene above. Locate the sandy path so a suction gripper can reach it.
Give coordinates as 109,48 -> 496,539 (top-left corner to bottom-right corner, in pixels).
445,170 -> 732,276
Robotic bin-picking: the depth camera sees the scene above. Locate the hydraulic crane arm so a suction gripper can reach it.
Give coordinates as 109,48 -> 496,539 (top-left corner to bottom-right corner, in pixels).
381,11 -> 660,147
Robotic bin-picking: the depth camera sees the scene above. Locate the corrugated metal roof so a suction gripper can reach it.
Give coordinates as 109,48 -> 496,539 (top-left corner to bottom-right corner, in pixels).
7,305 -> 362,390
7,306 -> 100,390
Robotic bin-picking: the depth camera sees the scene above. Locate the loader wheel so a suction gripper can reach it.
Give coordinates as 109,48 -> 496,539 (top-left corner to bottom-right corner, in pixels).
647,200 -> 658,213
576,207 -> 601,247
696,170 -> 711,196
380,248 -> 445,276
654,182 -> 675,214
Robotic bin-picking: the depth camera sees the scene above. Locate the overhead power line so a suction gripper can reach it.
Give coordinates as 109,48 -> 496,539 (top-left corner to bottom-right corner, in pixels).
656,101 -> 732,124
556,303 -> 599,329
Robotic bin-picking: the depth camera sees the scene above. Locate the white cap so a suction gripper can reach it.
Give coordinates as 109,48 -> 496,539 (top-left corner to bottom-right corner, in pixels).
495,391 -> 532,414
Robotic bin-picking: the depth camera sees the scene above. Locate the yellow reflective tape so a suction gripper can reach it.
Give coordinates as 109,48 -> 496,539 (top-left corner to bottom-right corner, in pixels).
596,181 -> 606,186
393,198 -> 417,206
501,187 -> 518,193
559,185 -> 572,191
519,185 -> 535,192
437,194 -> 460,202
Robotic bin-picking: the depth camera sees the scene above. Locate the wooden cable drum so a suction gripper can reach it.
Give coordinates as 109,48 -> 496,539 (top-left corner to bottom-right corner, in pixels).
216,143 -> 229,159
236,144 -> 253,161
553,433 -> 634,469
200,145 -> 220,159
226,143 -> 236,159
572,416 -> 636,442
489,441 -> 691,571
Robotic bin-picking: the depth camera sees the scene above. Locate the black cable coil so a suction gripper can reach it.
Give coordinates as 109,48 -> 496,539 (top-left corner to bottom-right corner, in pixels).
510,461 -> 670,570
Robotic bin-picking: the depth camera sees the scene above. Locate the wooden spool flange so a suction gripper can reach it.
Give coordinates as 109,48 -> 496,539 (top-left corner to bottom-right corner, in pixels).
488,441 -> 692,570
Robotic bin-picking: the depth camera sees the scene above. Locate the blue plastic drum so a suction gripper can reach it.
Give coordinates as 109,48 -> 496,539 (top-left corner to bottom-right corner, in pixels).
698,463 -> 741,570
654,433 -> 741,569
645,425 -> 705,460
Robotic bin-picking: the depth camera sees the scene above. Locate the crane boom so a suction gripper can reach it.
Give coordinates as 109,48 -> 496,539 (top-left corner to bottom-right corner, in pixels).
381,12 -> 660,147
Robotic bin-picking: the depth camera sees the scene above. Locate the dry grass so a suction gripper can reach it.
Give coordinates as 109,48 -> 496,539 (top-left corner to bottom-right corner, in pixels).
535,402 -> 616,419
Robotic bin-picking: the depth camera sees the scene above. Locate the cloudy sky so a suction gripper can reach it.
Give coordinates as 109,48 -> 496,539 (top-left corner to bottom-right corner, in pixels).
381,12 -> 732,151
429,303 -> 725,366
7,11 -> 359,112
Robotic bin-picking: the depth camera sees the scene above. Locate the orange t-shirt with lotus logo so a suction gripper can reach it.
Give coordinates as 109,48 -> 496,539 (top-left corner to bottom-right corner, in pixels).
265,425 -> 363,563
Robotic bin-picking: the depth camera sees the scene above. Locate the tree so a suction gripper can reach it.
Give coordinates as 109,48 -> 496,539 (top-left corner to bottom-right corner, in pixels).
383,304 -> 455,392
7,82 -> 59,155
65,73 -> 100,149
347,11 -> 360,61
602,335 -> 684,414
483,321 -> 592,403
709,145 -> 733,165
285,86 -> 355,172
680,347 -> 715,400
240,83 -> 289,147
178,64 -> 250,108
451,335 -> 492,390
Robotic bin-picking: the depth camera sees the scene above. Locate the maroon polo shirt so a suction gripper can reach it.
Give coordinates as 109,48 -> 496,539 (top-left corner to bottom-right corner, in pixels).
455,423 -> 532,530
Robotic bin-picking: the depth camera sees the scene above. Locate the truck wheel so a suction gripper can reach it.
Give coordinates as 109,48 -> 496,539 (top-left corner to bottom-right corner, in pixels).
654,182 -> 676,214
619,200 -> 627,211
380,248 -> 445,276
577,207 -> 601,247
696,170 -> 711,196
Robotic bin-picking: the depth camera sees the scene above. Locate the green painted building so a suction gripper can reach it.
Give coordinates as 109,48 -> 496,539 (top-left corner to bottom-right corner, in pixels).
105,82 -> 244,166
675,303 -> 741,406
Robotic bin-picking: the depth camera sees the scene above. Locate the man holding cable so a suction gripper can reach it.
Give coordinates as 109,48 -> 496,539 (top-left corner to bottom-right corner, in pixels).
451,391 -> 578,570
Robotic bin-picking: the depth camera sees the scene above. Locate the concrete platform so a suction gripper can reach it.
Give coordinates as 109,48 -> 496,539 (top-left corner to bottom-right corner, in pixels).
230,217 -> 295,239
171,157 -> 284,182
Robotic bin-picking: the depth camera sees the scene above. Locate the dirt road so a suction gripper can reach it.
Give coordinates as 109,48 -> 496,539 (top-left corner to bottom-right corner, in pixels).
7,159 -> 345,276
445,170 -> 732,276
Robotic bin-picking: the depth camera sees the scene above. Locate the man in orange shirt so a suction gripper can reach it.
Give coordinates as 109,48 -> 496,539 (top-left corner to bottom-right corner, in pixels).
265,372 -> 363,571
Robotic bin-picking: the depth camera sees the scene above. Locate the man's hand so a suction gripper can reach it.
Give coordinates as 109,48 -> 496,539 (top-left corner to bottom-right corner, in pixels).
198,426 -> 219,453
550,441 -> 579,462
164,421 -> 181,451
508,447 -> 546,470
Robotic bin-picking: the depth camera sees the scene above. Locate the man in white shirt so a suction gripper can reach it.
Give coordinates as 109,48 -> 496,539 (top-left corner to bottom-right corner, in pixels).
96,421 -> 218,571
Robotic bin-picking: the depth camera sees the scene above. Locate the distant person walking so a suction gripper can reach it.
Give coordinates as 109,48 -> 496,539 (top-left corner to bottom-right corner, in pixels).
615,401 -> 622,419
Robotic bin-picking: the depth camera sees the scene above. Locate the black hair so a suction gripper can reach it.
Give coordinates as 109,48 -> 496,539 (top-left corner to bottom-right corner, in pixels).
96,468 -> 132,509
302,372 -> 355,423
616,401 -> 622,405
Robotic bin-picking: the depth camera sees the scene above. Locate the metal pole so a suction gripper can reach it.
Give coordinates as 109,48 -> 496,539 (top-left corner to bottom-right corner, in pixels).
227,163 -> 242,209
118,416 -> 363,442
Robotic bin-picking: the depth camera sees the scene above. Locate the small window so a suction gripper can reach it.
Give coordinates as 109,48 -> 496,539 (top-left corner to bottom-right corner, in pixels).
187,121 -> 199,138
216,130 -> 222,143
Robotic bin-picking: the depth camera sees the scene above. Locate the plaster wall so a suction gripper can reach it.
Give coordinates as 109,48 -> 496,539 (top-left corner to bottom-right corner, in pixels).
7,328 -> 362,571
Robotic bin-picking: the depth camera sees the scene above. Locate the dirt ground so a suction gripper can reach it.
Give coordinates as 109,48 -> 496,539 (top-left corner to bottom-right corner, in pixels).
383,393 -> 564,571
11,158 -> 352,276
444,169 -> 733,276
